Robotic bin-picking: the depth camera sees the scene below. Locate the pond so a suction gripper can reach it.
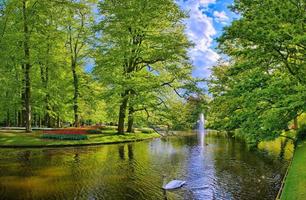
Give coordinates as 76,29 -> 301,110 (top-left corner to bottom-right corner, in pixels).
0,132 -> 293,200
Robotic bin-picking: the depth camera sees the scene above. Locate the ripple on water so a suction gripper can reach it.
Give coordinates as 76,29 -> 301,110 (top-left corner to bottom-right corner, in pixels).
0,134 -> 290,200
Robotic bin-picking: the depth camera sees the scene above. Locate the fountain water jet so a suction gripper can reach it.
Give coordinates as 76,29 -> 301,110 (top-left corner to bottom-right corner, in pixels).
198,113 -> 205,147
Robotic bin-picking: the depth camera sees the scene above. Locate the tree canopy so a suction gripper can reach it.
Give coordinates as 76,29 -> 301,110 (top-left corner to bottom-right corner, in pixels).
0,0 -> 204,133
208,0 -> 306,147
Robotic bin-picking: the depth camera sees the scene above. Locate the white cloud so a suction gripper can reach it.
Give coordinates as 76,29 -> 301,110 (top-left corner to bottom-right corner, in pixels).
199,0 -> 216,6
177,0 -> 220,77
213,11 -> 229,23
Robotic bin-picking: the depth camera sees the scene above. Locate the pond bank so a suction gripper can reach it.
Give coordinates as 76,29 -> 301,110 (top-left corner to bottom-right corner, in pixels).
0,131 -> 160,148
280,140 -> 306,200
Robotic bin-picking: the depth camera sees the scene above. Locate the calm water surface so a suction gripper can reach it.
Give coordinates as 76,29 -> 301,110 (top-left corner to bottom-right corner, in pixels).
0,132 -> 293,200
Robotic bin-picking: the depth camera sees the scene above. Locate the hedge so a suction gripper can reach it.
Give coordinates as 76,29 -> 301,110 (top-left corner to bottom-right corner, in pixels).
41,134 -> 88,140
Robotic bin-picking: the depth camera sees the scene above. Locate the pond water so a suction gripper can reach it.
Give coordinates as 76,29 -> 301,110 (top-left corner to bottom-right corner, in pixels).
0,132 -> 293,200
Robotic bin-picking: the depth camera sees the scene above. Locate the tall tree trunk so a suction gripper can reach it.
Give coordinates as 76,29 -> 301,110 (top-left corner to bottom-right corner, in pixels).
20,65 -> 25,127
21,92 -> 26,127
40,63 -> 51,127
127,106 -> 134,133
72,63 -> 79,127
38,115 -> 41,127
118,91 -> 129,134
14,109 -> 17,127
5,91 -> 10,127
22,0 -> 32,133
40,43 -> 51,127
33,113 -> 37,127
18,110 -> 22,127
57,114 -> 61,128
6,109 -> 10,127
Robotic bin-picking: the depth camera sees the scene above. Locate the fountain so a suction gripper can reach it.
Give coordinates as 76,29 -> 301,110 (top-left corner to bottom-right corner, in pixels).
198,113 -> 205,147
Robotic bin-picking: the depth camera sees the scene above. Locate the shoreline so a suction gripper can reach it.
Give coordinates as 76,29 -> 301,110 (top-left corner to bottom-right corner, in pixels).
0,131 -> 161,148
0,137 -> 160,148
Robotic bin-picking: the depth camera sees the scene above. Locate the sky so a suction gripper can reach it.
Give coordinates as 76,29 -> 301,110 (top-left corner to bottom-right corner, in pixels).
177,0 -> 237,78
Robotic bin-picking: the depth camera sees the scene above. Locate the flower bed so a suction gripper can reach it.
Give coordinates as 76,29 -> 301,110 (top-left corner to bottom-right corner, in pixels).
43,130 -> 88,134
43,128 -> 96,135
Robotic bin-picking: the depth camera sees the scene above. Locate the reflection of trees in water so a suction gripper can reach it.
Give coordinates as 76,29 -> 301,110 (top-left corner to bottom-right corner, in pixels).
118,145 -> 125,160
18,150 -> 31,163
74,153 -> 80,163
128,144 -> 134,160
118,144 -> 134,160
17,150 -> 33,176
211,137 -> 287,200
2,136 -> 284,200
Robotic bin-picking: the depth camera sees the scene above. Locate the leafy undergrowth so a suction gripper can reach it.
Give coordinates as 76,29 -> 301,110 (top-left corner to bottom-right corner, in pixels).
0,131 -> 160,147
281,141 -> 306,200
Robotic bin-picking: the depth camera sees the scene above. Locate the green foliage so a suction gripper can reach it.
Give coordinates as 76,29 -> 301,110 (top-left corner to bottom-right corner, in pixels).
208,0 -> 306,146
0,0 -> 104,127
154,94 -> 208,130
41,134 -> 88,140
297,124 -> 306,142
0,0 -> 201,132
94,0 -> 197,133
100,126 -> 118,131
136,128 -> 154,134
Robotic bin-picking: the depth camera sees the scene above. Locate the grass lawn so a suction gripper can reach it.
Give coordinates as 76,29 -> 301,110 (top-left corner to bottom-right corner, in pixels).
281,140 -> 306,200
0,130 -> 161,147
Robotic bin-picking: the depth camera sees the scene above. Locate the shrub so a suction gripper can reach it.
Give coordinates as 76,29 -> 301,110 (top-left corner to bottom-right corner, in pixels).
87,129 -> 102,134
297,124 -> 306,142
41,134 -> 88,140
100,126 -> 117,131
137,128 -> 154,133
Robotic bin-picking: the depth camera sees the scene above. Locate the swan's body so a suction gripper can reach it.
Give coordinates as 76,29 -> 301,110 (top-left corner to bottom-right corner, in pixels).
162,180 -> 186,190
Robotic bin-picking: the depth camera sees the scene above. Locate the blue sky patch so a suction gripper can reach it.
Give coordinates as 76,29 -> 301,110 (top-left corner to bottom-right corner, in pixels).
177,0 -> 237,78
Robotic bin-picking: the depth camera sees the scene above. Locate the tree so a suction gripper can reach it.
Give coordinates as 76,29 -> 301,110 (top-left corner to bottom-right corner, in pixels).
0,0 -> 97,129
208,0 -> 306,147
64,0 -> 95,127
95,0 -> 192,134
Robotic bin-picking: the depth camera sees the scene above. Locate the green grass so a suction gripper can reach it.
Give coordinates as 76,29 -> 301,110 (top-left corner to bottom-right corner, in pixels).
0,131 -> 160,147
281,141 -> 306,200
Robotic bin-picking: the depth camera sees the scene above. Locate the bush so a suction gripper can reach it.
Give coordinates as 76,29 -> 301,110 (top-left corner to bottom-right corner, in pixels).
297,124 -> 306,142
100,126 -> 117,131
137,128 -> 154,134
87,129 -> 102,134
41,134 -> 88,140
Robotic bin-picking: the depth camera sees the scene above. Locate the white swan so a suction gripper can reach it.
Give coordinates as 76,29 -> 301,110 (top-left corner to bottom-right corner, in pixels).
162,180 -> 186,190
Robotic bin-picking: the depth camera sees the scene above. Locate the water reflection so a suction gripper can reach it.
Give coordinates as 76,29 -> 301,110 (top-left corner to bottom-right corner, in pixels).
0,133 -> 292,200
